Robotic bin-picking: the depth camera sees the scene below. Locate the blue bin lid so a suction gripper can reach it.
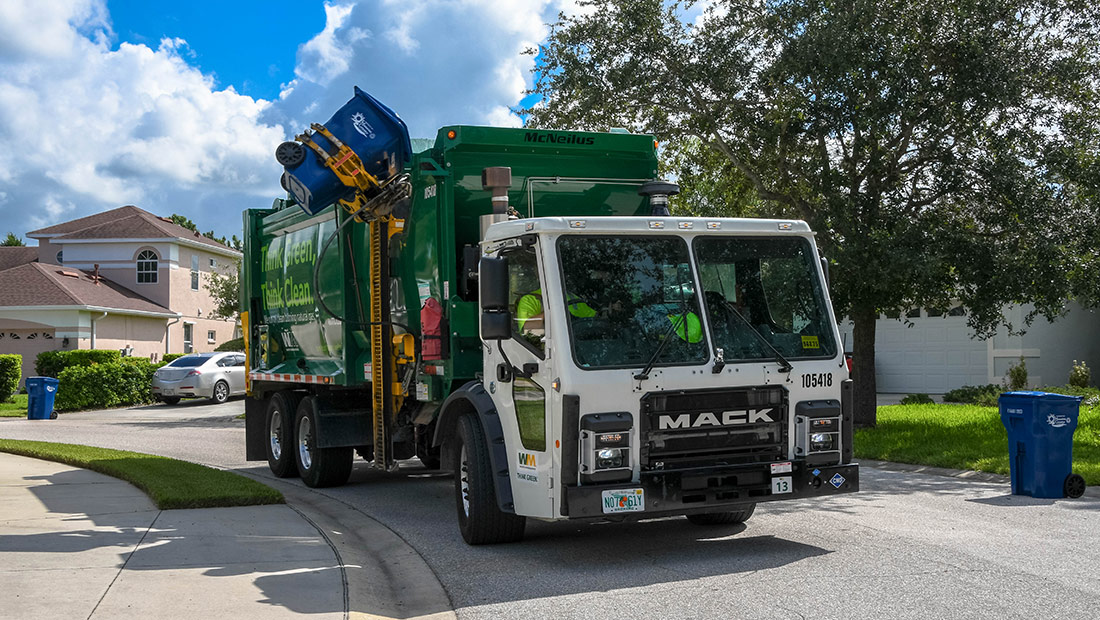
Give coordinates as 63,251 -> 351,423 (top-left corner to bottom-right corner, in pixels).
1000,391 -> 1082,403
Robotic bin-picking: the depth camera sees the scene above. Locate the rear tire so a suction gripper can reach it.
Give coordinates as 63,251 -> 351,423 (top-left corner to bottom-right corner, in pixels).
686,504 -> 756,525
295,396 -> 353,488
211,380 -> 230,404
453,414 -> 525,544
266,391 -> 300,478
161,397 -> 181,406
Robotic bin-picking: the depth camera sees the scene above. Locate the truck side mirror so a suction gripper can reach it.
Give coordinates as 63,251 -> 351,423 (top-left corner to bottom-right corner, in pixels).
480,255 -> 509,311
482,311 -> 512,341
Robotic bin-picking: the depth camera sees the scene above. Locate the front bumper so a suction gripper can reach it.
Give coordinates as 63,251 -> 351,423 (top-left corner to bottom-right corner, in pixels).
561,461 -> 859,519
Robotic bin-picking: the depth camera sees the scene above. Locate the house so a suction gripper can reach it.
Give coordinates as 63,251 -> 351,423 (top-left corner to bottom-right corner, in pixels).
0,206 -> 241,384
838,303 -> 1100,393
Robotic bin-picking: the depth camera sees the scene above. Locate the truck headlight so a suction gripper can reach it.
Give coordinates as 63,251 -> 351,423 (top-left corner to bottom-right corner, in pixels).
810,433 -> 835,451
596,448 -> 625,469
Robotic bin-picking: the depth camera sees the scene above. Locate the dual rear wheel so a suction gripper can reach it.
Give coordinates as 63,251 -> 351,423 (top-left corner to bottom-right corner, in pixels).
264,392 -> 352,487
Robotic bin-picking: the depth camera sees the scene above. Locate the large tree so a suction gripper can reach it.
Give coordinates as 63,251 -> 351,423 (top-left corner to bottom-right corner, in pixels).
2,232 -> 24,246
527,0 -> 1100,425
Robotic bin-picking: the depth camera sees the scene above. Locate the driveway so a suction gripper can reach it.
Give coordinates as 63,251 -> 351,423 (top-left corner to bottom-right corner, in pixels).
2,400 -> 1099,619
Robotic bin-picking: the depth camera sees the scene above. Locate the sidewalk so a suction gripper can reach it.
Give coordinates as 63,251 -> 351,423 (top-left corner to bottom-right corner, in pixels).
0,452 -> 344,619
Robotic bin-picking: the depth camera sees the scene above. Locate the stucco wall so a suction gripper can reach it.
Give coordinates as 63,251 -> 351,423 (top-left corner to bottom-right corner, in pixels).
92,314 -> 169,360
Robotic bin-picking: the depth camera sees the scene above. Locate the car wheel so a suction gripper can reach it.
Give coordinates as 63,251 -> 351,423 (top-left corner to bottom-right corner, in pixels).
211,380 -> 230,404
266,391 -> 300,478
294,396 -> 353,488
686,504 -> 756,525
161,397 -> 181,406
453,414 -> 525,544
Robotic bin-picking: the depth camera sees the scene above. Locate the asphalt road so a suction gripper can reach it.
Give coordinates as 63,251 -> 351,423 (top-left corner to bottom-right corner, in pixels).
3,401 -> 1100,619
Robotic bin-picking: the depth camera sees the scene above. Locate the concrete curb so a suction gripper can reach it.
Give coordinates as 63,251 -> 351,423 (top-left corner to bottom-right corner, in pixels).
861,459 -> 1100,498
243,475 -> 457,620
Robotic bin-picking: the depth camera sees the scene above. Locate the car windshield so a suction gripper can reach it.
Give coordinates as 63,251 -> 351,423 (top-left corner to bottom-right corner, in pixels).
555,236 -> 707,369
693,236 -> 837,360
167,354 -> 213,368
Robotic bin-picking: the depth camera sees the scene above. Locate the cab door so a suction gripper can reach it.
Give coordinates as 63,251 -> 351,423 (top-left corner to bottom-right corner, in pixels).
483,241 -> 554,518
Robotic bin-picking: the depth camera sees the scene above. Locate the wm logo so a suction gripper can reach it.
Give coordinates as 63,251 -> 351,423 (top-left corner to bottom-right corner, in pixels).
517,453 -> 536,468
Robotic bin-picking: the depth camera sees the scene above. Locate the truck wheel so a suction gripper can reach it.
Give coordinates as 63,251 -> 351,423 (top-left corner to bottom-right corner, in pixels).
686,504 -> 756,525
1065,473 -> 1086,499
266,391 -> 300,478
295,396 -> 353,488
453,414 -> 525,544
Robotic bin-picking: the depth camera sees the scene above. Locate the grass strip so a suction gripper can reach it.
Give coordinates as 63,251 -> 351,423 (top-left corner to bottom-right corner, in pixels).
0,394 -> 28,417
856,403 -> 1100,485
0,439 -> 283,509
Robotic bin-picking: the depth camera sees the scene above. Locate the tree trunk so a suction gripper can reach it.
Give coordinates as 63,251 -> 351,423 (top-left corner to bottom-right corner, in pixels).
851,307 -> 878,428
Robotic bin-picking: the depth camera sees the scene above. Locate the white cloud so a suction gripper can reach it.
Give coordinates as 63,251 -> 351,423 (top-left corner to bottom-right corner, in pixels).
0,0 -> 285,238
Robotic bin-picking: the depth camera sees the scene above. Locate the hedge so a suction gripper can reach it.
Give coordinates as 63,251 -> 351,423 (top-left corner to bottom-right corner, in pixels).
53,358 -> 160,412
215,336 -> 245,352
163,353 -> 185,364
35,349 -> 122,378
0,354 -> 20,402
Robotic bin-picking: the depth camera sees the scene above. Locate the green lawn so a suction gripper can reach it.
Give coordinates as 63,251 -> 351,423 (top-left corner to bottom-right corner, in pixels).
0,439 -> 283,509
856,403 -> 1100,485
0,394 -> 28,417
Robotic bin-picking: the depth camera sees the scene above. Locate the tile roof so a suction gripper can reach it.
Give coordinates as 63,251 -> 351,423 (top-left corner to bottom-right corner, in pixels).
0,247 -> 37,272
0,263 -> 174,315
27,205 -> 236,253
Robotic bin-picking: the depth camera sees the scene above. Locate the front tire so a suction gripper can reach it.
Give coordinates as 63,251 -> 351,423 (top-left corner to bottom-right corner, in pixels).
295,396 -> 353,488
686,504 -> 756,526
453,414 -> 525,545
266,391 -> 299,478
211,380 -> 230,404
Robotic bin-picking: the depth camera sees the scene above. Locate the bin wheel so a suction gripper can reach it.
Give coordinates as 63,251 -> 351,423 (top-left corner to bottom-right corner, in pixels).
1064,473 -> 1086,499
275,141 -> 306,167
50,411 -> 58,420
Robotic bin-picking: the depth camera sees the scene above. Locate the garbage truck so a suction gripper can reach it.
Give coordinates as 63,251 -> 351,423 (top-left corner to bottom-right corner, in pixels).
242,87 -> 859,544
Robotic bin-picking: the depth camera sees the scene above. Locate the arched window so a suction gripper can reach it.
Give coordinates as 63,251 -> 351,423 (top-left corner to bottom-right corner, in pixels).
137,250 -> 158,283
55,250 -> 63,264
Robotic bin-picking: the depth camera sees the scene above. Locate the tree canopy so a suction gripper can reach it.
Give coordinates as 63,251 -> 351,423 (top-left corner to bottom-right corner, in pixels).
527,0 -> 1100,424
1,232 -> 24,246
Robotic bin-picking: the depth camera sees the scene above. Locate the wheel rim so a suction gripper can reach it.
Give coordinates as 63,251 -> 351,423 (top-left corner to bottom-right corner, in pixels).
215,382 -> 228,401
459,443 -> 470,517
269,408 -> 282,460
298,415 -> 313,470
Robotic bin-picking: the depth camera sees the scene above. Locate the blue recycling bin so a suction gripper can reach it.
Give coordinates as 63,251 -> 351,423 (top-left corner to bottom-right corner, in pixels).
24,377 -> 59,420
999,391 -> 1084,498
281,86 -> 411,215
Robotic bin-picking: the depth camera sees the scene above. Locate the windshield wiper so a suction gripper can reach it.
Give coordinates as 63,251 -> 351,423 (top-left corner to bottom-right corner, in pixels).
634,310 -> 686,381
722,303 -> 794,373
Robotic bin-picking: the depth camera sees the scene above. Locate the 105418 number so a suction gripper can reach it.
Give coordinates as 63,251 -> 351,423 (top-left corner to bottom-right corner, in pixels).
801,373 -> 833,388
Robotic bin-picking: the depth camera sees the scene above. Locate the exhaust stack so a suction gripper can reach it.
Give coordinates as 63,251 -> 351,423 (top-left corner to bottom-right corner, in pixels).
479,166 -> 513,238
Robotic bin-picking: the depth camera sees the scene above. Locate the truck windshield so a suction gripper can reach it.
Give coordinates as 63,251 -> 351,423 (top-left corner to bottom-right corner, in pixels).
693,236 -> 837,361
556,236 -> 707,369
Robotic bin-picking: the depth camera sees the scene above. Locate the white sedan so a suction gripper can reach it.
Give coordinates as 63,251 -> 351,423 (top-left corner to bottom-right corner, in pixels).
151,352 -> 246,405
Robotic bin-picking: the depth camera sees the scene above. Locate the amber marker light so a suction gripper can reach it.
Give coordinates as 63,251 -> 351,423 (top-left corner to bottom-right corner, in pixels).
653,140 -> 659,149
447,130 -> 457,139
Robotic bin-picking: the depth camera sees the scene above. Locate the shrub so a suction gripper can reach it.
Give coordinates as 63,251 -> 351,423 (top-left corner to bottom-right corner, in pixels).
54,361 -> 158,412
215,336 -> 245,352
1069,360 -> 1091,388
0,354 -> 21,402
1006,356 -> 1028,390
35,349 -> 122,377
944,384 -> 1001,407
900,393 -> 934,405
163,353 -> 185,364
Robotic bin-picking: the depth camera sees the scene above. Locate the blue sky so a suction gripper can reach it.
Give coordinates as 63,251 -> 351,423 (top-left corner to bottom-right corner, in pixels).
0,0 -> 581,242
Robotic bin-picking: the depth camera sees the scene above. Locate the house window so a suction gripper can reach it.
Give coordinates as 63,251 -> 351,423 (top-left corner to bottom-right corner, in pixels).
209,258 -> 217,268
183,323 -> 193,353
207,330 -> 216,344
56,251 -> 63,264
137,250 -> 158,283
191,255 -> 199,290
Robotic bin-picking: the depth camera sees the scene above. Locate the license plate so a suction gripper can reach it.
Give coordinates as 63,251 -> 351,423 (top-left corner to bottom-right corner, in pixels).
601,488 -> 645,514
771,476 -> 793,495
162,389 -> 175,396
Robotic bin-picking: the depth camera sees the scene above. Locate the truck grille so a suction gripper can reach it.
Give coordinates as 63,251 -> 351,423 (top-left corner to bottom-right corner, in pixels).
640,386 -> 787,470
